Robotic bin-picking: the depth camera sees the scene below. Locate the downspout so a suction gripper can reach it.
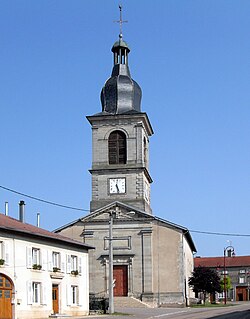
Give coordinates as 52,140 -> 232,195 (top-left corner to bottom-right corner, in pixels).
157,220 -> 160,306
141,233 -> 145,297
182,231 -> 187,306
13,238 -> 17,319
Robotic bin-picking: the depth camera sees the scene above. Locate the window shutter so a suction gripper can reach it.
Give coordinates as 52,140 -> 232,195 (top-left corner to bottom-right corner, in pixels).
78,256 -> 82,275
41,249 -> 47,271
4,241 -> 10,265
67,285 -> 72,306
61,252 -> 66,273
27,281 -> 33,305
66,255 -> 71,274
42,283 -> 47,305
78,285 -> 83,306
47,250 -> 53,271
26,247 -> 32,268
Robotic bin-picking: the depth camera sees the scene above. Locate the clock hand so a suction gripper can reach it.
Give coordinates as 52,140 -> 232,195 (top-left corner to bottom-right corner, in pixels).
116,183 -> 120,193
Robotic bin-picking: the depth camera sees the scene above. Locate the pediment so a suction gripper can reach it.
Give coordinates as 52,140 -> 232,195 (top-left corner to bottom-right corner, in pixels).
81,201 -> 154,223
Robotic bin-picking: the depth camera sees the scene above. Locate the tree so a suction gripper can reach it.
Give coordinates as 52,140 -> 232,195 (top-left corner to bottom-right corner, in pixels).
188,266 -> 221,304
220,276 -> 232,292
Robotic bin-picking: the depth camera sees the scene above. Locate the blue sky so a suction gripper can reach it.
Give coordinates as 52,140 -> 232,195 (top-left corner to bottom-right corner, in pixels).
0,0 -> 249,257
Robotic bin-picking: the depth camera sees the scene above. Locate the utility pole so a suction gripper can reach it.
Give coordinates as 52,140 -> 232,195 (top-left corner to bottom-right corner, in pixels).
108,211 -> 116,314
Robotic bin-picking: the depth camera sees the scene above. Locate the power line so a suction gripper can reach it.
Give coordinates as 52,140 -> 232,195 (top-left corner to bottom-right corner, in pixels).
1,184 -> 250,238
0,185 -> 89,212
190,229 -> 250,237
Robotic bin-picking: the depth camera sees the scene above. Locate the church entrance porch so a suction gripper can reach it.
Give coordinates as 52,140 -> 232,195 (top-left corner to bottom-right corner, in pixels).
113,265 -> 128,296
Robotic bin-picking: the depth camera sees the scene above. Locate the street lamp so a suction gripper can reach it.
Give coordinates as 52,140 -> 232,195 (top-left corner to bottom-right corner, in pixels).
223,245 -> 235,305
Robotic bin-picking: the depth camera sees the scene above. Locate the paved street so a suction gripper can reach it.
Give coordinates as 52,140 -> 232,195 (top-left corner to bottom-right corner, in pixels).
78,303 -> 250,319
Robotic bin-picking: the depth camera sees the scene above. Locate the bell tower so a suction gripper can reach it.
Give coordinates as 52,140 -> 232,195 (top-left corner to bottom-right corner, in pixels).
87,10 -> 153,213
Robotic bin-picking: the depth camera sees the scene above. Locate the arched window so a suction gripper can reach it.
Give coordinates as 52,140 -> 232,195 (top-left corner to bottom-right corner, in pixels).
108,130 -> 127,164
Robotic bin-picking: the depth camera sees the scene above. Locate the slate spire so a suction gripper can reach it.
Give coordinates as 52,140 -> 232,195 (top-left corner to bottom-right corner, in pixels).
100,6 -> 142,114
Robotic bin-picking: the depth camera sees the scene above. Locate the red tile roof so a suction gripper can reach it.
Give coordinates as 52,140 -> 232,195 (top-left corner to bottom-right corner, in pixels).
0,213 -> 93,250
195,256 -> 250,268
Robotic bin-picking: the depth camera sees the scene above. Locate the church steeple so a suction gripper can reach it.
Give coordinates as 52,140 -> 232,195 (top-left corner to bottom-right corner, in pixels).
87,6 -> 153,214
100,6 -> 142,115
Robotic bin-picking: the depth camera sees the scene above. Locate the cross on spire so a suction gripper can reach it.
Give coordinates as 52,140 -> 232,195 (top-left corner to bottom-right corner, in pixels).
114,4 -> 128,38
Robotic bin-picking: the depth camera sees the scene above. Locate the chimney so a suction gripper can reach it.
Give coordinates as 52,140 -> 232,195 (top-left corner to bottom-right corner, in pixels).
5,202 -> 9,216
19,201 -> 25,222
37,212 -> 40,227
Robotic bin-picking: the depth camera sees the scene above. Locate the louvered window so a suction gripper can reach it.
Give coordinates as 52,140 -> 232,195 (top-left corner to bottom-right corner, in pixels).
108,131 -> 127,164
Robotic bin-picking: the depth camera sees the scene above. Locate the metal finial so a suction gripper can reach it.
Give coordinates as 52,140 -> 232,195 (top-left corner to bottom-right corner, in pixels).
114,4 -> 128,38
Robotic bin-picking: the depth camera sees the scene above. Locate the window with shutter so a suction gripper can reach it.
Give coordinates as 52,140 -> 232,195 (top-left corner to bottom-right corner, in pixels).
71,286 -> 78,305
32,248 -> 40,266
108,131 -> 127,164
32,282 -> 41,304
52,252 -> 60,269
71,255 -> 77,271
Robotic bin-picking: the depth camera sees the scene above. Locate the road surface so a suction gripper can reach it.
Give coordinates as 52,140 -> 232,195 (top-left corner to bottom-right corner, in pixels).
83,303 -> 250,319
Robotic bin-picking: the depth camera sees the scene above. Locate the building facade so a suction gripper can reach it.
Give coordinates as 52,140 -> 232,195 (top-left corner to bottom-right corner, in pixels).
58,202 -> 196,307
0,207 -> 92,319
195,255 -> 250,302
56,26 -> 196,307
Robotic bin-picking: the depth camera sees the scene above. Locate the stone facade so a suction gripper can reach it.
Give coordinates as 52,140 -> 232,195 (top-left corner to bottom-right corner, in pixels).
57,202 -> 196,307
87,113 -> 153,214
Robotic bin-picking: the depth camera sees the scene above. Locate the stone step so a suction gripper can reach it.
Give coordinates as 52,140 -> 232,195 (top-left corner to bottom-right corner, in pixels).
114,296 -> 151,308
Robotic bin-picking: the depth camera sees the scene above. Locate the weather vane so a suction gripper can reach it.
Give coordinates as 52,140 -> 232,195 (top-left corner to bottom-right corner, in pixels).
114,4 -> 128,38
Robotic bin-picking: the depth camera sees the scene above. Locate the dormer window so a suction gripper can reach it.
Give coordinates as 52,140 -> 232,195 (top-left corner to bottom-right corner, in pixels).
108,131 -> 127,164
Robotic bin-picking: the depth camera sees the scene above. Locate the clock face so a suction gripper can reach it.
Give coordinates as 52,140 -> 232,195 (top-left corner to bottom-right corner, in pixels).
109,178 -> 126,194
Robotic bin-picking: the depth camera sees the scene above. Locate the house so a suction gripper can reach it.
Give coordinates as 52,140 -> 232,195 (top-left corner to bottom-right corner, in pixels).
0,201 -> 93,319
195,255 -> 250,302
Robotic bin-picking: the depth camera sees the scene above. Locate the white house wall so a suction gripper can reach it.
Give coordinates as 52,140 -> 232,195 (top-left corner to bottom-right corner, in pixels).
0,233 -> 89,319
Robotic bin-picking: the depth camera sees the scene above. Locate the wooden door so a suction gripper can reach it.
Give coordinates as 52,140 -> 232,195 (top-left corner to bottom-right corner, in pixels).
52,285 -> 59,314
0,274 -> 12,319
113,265 -> 128,296
236,286 -> 247,301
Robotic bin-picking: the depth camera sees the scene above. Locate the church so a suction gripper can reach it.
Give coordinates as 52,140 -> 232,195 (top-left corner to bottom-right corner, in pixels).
56,14 -> 196,307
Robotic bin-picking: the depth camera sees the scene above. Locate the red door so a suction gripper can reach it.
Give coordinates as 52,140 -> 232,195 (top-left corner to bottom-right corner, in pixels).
113,265 -> 128,296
